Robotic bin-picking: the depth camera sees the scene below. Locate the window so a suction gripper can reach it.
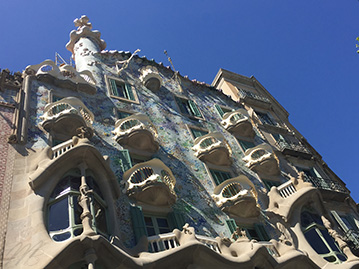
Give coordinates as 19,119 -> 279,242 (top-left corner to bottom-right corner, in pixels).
175,96 -> 202,118
144,216 -> 171,236
255,111 -> 277,126
190,127 -> 208,139
262,179 -> 282,191
301,211 -> 346,263
237,139 -> 255,152
209,169 -> 232,185
130,206 -> 186,244
215,104 -> 233,118
47,169 -> 108,242
108,77 -> 137,102
226,219 -> 269,241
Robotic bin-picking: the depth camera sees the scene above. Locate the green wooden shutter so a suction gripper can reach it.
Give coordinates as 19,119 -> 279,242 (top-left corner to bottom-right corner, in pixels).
331,211 -> 349,233
188,100 -> 202,118
168,211 -> 186,230
125,83 -> 135,101
254,223 -> 270,241
226,219 -> 238,234
215,104 -> 225,118
110,79 -> 119,96
130,206 -> 147,243
118,149 -> 132,175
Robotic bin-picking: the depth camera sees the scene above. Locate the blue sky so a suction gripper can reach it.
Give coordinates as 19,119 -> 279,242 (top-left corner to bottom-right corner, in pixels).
1,1 -> 359,202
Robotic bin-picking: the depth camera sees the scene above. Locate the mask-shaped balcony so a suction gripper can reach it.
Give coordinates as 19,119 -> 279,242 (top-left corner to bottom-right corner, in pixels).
212,176 -> 260,218
112,113 -> 159,153
242,143 -> 279,175
192,132 -> 232,166
267,174 -> 317,222
221,109 -> 254,137
40,97 -> 94,139
122,158 -> 176,206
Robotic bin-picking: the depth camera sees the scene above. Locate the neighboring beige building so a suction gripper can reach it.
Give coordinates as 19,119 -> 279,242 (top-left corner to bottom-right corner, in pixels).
1,15 -> 359,268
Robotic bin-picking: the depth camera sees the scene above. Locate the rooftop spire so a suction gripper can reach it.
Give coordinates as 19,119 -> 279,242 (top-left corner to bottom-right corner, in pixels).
66,15 -> 106,56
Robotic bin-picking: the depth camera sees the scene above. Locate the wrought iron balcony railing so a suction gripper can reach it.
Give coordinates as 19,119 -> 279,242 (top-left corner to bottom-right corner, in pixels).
303,175 -> 348,194
238,89 -> 270,103
275,140 -> 310,154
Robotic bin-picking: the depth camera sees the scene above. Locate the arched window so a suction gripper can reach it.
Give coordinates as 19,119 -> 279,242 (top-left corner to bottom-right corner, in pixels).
301,210 -> 347,263
47,169 -> 108,242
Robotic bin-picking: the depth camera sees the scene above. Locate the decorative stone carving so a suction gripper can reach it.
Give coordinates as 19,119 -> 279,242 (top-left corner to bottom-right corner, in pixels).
221,109 -> 254,137
139,66 -> 162,92
267,174 -> 316,222
40,96 -> 94,139
24,60 -> 96,94
212,175 -> 260,217
192,132 -> 232,166
122,159 -> 177,206
112,113 -> 159,153
242,143 -> 279,175
66,15 -> 106,55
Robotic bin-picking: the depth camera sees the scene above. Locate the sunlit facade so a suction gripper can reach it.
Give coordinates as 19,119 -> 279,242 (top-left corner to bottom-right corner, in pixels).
1,16 -> 359,268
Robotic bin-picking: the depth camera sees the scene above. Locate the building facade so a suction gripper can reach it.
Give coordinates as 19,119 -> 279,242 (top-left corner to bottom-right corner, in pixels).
1,15 -> 359,268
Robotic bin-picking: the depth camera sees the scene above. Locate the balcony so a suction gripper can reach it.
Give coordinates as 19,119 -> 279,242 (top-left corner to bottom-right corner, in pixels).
237,88 -> 271,108
303,175 -> 349,195
267,174 -> 316,222
112,113 -> 159,153
275,140 -> 312,159
40,97 -> 94,139
192,132 -> 232,166
221,109 -> 254,137
212,176 -> 260,218
242,143 -> 279,175
122,159 -> 176,206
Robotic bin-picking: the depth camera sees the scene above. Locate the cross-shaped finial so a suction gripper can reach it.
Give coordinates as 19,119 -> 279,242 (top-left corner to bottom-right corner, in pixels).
74,15 -> 92,30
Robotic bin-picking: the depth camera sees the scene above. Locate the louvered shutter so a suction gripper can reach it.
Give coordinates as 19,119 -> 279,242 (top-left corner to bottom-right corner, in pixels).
130,206 -> 147,243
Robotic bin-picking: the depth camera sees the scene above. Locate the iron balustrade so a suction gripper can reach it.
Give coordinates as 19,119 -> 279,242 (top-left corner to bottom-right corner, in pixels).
303,175 -> 348,193
238,89 -> 270,103
275,140 -> 311,154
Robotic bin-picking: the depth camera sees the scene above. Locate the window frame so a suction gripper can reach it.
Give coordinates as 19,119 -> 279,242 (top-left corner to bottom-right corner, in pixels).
301,210 -> 347,263
105,75 -> 139,104
47,170 -> 109,242
174,94 -> 204,119
208,167 -> 233,186
187,125 -> 209,140
214,104 -> 234,118
254,110 -> 278,126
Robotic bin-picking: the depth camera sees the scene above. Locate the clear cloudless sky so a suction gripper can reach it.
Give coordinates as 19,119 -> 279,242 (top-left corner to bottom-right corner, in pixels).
1,1 -> 358,202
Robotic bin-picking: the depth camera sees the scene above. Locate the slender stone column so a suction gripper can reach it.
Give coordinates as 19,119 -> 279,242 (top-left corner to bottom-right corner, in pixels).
78,163 -> 96,236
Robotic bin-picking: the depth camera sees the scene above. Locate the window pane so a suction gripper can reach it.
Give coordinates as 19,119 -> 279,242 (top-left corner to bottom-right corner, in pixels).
145,216 -> 153,226
93,198 -> 107,234
73,195 -> 82,225
157,218 -> 169,228
52,232 -> 71,242
321,229 -> 341,253
74,228 -> 83,236
146,227 -> 156,236
247,228 -> 260,241
48,197 -> 69,231
304,228 -> 330,254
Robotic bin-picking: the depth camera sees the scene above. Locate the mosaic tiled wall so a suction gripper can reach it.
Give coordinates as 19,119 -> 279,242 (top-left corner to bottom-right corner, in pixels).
26,54 -> 278,248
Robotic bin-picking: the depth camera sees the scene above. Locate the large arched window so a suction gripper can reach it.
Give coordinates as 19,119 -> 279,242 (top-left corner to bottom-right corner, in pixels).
301,210 -> 347,263
47,169 -> 108,242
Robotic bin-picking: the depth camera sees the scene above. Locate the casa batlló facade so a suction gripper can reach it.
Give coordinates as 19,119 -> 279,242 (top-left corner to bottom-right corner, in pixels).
0,15 -> 359,269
